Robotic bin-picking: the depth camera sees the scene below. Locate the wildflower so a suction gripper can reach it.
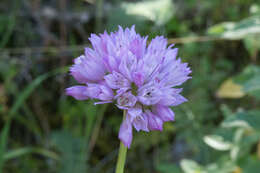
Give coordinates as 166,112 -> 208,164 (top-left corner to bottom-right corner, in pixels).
66,26 -> 191,148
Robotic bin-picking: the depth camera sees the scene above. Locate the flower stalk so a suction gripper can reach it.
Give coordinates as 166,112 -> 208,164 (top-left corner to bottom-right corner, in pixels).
115,110 -> 128,173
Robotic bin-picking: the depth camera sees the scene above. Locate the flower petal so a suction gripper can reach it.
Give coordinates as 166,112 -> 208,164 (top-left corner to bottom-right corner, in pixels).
119,116 -> 133,148
128,105 -> 143,121
132,113 -> 149,132
159,88 -> 187,106
118,51 -> 137,81
154,105 -> 175,122
129,36 -> 147,59
85,83 -> 114,101
138,84 -> 162,105
146,110 -> 163,131
70,52 -> 106,83
66,86 -> 88,100
159,58 -> 192,87
132,72 -> 144,87
98,85 -> 114,101
104,71 -> 130,89
117,92 -> 137,107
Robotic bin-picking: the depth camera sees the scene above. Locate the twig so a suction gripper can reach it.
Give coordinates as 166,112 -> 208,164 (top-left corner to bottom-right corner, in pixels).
168,36 -> 226,44
0,45 -> 87,55
0,35 -> 232,56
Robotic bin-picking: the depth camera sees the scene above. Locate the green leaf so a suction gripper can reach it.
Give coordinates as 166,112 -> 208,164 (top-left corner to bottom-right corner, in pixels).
122,0 -> 174,26
222,110 -> 260,131
218,65 -> 260,100
208,22 -> 235,35
216,79 -> 245,99
240,156 -> 260,173
51,130 -> 87,173
233,65 -> 260,84
180,159 -> 206,173
107,7 -> 148,32
205,157 -> 236,173
208,15 -> 260,40
243,75 -> 260,93
181,157 -> 237,173
204,135 -> 233,151
243,34 -> 260,58
107,0 -> 174,30
250,4 -> 260,15
3,147 -> 59,161
156,163 -> 182,173
222,118 -> 252,129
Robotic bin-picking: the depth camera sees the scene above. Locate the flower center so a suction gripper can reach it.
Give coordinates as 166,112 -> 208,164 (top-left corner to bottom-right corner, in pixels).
131,82 -> 138,96
144,88 -> 155,98
119,96 -> 129,106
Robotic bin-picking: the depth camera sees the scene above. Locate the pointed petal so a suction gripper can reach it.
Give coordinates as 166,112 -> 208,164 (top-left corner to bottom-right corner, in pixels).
104,71 -> 130,89
132,72 -> 144,87
128,105 -> 142,122
118,51 -> 137,81
138,84 -> 162,105
158,88 -> 187,106
70,52 -> 106,83
119,116 -> 133,148
146,110 -> 163,131
94,101 -> 112,105
117,92 -> 137,107
132,113 -> 149,132
159,58 -> 192,87
154,105 -> 175,122
84,83 -> 101,99
66,86 -> 88,100
85,84 -> 114,101
98,85 -> 114,100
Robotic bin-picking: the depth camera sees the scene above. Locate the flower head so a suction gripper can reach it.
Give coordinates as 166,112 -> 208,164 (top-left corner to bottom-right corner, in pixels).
66,26 -> 191,148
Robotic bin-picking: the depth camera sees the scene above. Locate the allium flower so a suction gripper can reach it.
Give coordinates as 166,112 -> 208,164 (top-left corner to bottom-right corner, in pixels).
66,26 -> 191,148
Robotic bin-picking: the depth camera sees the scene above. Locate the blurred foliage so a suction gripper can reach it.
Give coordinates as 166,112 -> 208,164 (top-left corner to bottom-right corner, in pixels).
0,0 -> 260,173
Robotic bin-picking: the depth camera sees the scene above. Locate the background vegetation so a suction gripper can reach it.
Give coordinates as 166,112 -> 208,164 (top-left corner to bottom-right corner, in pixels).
0,0 -> 260,172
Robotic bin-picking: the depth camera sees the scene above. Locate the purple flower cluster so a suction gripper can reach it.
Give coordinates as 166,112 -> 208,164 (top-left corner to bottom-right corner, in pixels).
66,26 -> 191,148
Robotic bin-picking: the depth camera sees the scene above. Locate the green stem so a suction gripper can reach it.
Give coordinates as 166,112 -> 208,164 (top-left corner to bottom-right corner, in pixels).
115,110 -> 128,173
